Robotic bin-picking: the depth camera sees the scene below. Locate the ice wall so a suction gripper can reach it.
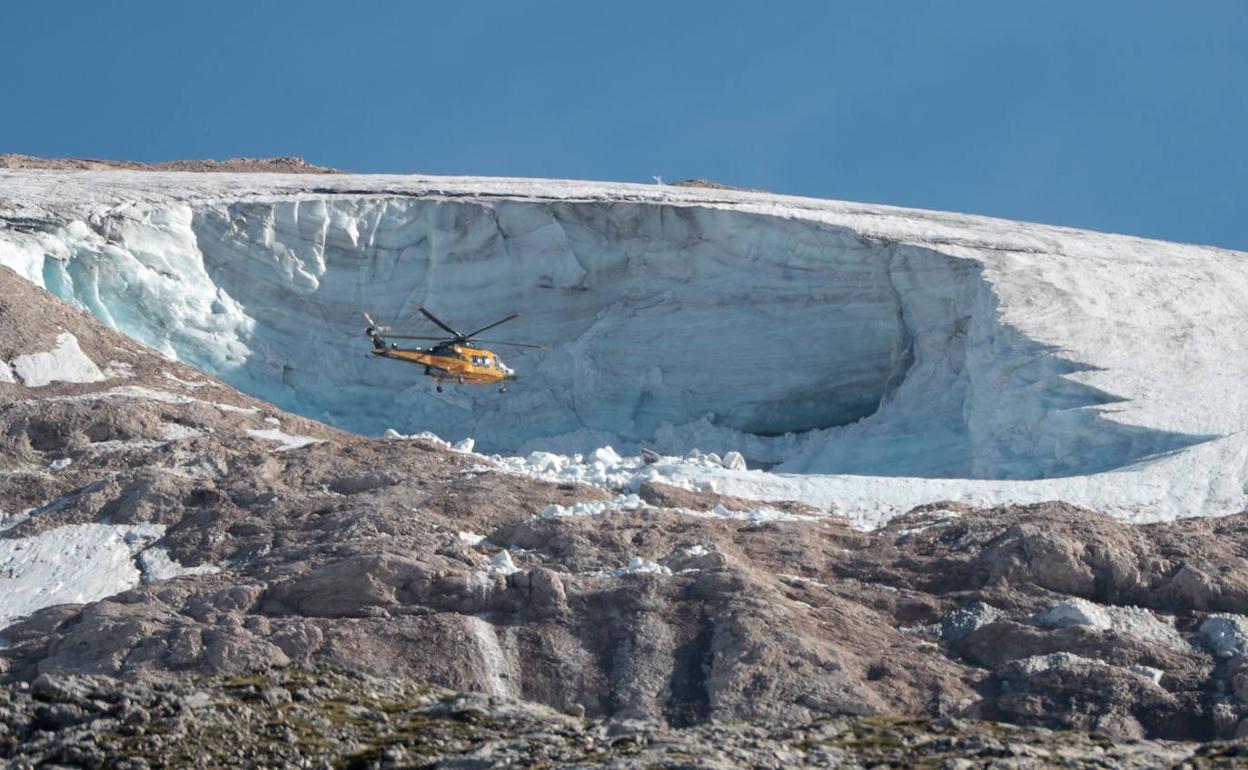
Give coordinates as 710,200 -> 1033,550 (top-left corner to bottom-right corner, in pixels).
3,193 -> 1205,480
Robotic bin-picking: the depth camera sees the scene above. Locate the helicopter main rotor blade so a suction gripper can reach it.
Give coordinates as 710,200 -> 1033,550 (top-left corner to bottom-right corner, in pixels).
473,339 -> 548,350
363,313 -> 390,331
382,334 -> 450,341
465,312 -> 521,339
419,307 -> 464,338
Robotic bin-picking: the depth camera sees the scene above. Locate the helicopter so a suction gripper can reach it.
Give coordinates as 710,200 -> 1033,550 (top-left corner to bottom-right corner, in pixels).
363,307 -> 545,393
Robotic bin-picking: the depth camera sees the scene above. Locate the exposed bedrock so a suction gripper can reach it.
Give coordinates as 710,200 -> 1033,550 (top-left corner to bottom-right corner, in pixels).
19,197 -> 1203,478
1,269 -> 1246,741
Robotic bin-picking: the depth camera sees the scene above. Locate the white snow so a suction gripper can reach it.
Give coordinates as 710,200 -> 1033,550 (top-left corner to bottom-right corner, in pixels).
489,550 -> 521,575
0,523 -> 163,631
211,402 -> 259,415
3,171 -> 1248,524
159,423 -> 205,441
245,427 -> 322,451
1032,598 -> 1189,652
458,531 -> 488,547
35,385 -> 196,405
592,556 -> 672,578
136,547 -> 221,582
0,360 -> 14,384
103,360 -> 135,378
9,332 -> 106,387
163,371 -> 209,389
1017,652 -> 1164,687
49,458 -> 72,471
539,494 -> 645,519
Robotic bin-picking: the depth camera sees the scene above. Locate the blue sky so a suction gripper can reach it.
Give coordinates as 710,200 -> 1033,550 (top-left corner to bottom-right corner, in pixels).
4,1 -> 1247,250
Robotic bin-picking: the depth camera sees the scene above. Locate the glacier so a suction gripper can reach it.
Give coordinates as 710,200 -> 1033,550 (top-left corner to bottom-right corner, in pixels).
2,170 -> 1247,522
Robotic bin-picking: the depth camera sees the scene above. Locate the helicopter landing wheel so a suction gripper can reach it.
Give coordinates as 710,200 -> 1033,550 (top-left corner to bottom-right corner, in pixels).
436,384 -> 443,393
457,377 -> 464,384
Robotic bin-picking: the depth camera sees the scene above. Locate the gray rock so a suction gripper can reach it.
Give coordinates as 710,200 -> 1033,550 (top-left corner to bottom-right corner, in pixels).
940,602 -> 1003,642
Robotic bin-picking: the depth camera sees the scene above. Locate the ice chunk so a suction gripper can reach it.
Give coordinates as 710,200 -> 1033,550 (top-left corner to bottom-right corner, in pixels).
525,451 -> 566,473
10,332 -> 106,387
539,494 -> 644,519
595,556 -> 672,577
590,446 -> 623,467
453,438 -> 476,453
1199,615 -> 1248,658
490,550 -> 520,575
721,451 -> 747,471
0,360 -> 14,384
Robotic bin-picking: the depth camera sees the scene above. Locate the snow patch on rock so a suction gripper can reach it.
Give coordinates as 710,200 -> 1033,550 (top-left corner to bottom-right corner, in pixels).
0,523 -> 164,631
1033,598 -> 1190,651
137,547 -> 222,582
540,494 -> 645,519
9,332 -> 106,387
592,557 -> 672,578
489,550 -> 521,576
246,427 -> 322,451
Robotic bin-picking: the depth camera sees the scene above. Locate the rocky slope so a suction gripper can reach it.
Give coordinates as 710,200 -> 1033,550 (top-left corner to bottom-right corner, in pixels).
6,264 -> 1248,760
0,154 -> 339,173
11,667 -> 1248,770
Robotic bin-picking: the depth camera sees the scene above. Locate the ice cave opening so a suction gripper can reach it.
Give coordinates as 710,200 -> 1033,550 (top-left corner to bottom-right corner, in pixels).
26,196 -> 1205,480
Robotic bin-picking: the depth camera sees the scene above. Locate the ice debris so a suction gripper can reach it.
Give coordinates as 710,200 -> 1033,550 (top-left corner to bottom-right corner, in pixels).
490,550 -> 521,575
137,548 -> 222,582
1033,598 -> 1189,652
593,557 -> 672,578
1198,615 -> 1248,659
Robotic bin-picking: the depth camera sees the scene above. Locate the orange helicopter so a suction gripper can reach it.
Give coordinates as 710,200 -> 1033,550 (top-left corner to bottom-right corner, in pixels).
364,308 -> 544,393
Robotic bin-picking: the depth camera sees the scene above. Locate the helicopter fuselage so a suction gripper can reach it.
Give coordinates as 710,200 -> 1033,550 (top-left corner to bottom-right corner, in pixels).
372,342 -> 514,386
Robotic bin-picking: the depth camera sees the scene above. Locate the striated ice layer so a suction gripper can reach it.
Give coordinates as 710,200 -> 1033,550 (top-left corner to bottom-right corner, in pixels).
1,172 -> 1245,508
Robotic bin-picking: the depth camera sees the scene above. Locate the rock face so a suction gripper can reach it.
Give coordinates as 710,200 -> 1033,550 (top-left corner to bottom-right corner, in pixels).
5,667 -> 1238,770
6,266 -> 1248,745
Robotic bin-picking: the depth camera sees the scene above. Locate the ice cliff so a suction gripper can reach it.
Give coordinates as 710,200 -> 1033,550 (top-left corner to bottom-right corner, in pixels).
2,171 -> 1246,516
